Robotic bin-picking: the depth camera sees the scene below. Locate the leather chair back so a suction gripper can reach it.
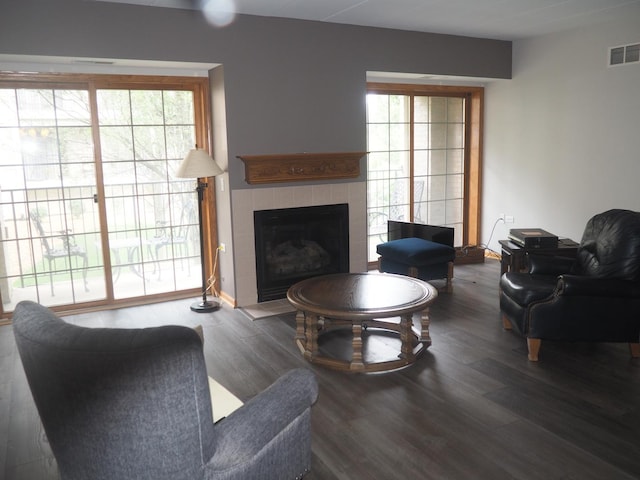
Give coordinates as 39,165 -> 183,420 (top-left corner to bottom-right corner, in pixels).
573,209 -> 640,281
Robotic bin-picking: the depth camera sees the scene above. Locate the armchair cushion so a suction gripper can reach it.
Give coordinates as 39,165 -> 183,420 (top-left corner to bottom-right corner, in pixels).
557,275 -> 640,298
499,273 -> 557,306
527,254 -> 575,276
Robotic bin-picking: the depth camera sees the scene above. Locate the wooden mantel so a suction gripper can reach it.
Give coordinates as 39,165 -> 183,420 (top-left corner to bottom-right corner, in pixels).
237,151 -> 367,185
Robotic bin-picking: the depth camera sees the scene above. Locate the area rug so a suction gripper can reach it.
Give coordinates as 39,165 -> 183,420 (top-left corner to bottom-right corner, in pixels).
208,377 -> 243,422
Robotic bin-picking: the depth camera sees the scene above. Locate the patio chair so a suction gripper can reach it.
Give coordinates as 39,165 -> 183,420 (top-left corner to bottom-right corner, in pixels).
30,211 -> 89,296
151,202 -> 197,280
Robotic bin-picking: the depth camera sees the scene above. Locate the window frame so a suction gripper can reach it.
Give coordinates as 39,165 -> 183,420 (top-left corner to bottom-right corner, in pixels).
366,82 -> 483,266
0,72 -> 215,319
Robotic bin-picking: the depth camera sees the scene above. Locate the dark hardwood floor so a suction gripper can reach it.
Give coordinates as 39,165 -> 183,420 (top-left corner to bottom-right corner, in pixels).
2,259 -> 640,479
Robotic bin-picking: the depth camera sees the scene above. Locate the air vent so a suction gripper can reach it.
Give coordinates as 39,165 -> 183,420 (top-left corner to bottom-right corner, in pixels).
72,59 -> 116,65
609,43 -> 640,66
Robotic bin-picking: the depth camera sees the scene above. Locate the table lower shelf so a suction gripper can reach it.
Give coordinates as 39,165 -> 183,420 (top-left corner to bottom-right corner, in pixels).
295,314 -> 431,373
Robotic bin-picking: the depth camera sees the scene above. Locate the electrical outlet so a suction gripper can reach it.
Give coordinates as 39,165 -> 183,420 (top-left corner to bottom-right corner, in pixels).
504,215 -> 515,224
219,243 -> 226,252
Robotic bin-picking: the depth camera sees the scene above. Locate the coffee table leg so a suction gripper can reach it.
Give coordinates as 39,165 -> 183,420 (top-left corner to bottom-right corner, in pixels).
351,322 -> 365,371
305,313 -> 319,359
295,310 -> 306,354
399,314 -> 415,360
420,307 -> 432,347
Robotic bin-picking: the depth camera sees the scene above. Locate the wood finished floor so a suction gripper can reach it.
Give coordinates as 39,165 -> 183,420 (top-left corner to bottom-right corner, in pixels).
2,259 -> 640,479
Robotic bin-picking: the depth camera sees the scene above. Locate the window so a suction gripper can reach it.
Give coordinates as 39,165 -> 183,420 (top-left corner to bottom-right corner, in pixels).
366,83 -> 483,264
0,73 -> 213,316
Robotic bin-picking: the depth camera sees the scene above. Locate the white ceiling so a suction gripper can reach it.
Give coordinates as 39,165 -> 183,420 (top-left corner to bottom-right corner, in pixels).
94,0 -> 640,40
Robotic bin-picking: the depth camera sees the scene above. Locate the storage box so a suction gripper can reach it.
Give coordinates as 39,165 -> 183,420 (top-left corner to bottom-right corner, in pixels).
455,246 -> 486,265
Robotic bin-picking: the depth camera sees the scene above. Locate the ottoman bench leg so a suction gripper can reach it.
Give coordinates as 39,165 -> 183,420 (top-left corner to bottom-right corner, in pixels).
407,263 -> 454,293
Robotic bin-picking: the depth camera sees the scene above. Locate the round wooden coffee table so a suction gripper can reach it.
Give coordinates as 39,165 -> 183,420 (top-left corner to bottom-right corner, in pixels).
287,272 -> 438,372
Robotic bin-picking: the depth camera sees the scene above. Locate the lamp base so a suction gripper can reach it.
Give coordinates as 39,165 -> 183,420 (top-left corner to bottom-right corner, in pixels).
190,297 -> 221,313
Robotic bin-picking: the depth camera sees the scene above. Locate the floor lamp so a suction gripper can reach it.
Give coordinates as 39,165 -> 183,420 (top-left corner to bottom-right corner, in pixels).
176,148 -> 224,313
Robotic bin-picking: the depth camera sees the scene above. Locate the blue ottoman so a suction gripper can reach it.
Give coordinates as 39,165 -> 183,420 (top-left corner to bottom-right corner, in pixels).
376,237 -> 455,292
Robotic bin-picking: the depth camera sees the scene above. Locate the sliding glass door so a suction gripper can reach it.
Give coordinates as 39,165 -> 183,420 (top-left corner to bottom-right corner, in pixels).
0,75 -> 210,315
97,88 -> 201,300
366,83 -> 484,264
0,87 -> 104,309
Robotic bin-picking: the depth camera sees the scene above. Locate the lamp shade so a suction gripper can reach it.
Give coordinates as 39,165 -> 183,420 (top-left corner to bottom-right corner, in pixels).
176,148 -> 224,178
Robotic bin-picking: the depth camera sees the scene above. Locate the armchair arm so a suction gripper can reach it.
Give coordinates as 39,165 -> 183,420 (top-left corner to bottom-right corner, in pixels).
557,274 -> 640,298
206,368 -> 318,475
528,254 -> 575,276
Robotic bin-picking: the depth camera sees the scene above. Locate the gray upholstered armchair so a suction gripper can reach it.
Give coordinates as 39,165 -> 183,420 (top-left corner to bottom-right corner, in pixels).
12,300 -> 318,480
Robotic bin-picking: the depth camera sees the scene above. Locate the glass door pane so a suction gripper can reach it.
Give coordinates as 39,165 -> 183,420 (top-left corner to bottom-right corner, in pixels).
366,91 -> 467,262
366,93 -> 411,261
413,96 -> 465,246
97,89 -> 200,300
0,88 -> 106,311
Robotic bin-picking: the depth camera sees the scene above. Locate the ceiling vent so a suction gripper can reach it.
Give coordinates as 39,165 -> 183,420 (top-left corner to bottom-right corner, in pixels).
609,43 -> 640,66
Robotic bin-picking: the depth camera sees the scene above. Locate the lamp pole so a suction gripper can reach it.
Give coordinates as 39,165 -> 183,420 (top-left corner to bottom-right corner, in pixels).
190,178 -> 220,312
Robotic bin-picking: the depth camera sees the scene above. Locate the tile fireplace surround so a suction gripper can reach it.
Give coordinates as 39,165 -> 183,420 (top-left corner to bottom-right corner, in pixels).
231,181 -> 367,306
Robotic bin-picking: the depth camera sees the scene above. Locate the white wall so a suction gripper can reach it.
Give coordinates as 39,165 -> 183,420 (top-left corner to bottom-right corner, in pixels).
483,14 -> 640,253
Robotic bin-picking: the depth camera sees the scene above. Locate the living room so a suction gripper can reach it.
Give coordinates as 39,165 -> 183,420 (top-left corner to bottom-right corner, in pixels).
1,0 -> 639,308
1,0 -> 640,478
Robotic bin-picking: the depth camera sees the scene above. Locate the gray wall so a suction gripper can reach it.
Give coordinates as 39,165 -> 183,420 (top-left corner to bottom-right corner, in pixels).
1,0 -> 511,192
483,11 -> 640,253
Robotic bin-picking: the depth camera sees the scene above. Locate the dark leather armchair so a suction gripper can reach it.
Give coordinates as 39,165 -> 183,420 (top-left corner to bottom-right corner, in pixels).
499,209 -> 640,361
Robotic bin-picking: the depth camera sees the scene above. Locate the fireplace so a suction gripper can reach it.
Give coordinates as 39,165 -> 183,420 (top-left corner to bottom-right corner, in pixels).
254,203 -> 349,302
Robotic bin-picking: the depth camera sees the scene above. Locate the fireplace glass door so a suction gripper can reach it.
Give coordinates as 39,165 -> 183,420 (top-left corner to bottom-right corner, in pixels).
254,203 -> 349,302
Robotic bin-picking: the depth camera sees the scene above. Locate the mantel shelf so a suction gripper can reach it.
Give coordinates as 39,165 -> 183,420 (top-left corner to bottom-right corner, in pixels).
237,151 -> 367,185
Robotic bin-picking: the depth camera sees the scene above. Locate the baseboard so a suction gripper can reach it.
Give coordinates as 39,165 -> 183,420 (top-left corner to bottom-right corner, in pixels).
218,290 -> 237,308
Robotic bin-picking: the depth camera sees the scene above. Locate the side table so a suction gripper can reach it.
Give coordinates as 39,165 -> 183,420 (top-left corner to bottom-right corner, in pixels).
499,238 -> 579,275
